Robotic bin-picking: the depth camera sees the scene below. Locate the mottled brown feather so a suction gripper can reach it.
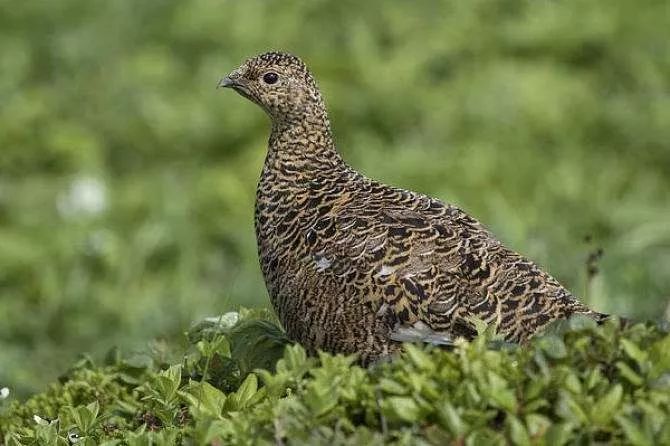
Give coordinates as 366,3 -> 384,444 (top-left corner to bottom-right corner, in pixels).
221,51 -> 608,364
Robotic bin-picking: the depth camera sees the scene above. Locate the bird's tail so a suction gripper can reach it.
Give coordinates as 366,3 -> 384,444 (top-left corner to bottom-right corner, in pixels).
579,309 -> 632,328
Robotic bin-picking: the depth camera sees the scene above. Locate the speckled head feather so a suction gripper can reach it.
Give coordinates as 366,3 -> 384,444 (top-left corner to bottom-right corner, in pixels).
221,51 -> 327,126
221,52 -> 615,365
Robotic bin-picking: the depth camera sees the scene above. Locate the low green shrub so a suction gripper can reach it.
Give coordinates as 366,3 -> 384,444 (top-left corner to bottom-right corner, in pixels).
2,311 -> 669,445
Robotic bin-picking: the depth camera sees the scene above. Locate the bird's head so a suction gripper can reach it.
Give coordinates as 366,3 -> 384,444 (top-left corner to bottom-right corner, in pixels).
219,51 -> 326,124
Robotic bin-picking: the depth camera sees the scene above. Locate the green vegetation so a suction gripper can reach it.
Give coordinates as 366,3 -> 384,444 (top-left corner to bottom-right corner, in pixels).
2,312 -> 670,444
1,0 -> 669,410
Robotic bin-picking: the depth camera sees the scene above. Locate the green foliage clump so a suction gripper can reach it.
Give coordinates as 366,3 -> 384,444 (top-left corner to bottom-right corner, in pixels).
2,312 -> 669,445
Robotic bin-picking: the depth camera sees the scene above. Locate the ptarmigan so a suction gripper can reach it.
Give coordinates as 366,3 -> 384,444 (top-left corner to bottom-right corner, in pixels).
219,51 -> 609,364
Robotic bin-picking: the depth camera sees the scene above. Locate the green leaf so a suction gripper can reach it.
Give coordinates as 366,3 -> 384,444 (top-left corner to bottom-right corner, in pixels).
620,339 -> 649,369
227,373 -> 260,410
385,396 -> 421,423
649,335 -> 670,378
67,400 -> 99,434
404,344 -> 436,372
486,370 -> 517,412
179,381 -> 227,419
379,378 -> 407,395
555,391 -> 587,425
616,414 -> 652,446
229,320 -> 289,376
544,422 -> 574,446
565,315 -> 599,332
197,335 -> 231,359
525,414 -> 551,438
537,335 -> 568,359
156,365 -> 182,401
585,367 -> 604,390
507,415 -> 531,446
34,422 -> 61,446
562,371 -> 582,395
616,361 -> 645,386
281,344 -> 309,373
590,384 -> 623,425
304,385 -> 339,417
437,402 -> 468,437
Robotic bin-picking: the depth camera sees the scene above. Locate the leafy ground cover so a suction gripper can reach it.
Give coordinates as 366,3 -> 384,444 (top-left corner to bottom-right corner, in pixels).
2,311 -> 669,445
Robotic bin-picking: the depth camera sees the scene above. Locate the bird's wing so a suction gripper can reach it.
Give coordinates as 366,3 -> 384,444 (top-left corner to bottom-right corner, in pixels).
304,188 -> 598,343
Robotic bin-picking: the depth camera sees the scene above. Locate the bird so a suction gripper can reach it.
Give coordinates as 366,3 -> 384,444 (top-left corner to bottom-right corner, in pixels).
219,51 -> 610,364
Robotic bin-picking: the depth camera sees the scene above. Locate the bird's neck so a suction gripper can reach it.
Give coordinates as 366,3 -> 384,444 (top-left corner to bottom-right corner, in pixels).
265,110 -> 345,176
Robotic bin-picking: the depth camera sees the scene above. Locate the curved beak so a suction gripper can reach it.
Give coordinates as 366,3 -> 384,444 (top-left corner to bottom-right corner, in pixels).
217,71 -> 253,102
217,76 -> 236,89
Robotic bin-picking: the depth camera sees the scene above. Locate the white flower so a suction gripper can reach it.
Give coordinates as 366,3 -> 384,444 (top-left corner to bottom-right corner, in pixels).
0,387 -> 9,399
220,311 -> 240,328
57,175 -> 108,218
33,414 -> 47,425
205,312 -> 240,329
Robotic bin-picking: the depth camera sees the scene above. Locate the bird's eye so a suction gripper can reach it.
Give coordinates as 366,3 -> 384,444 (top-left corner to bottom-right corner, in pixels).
263,72 -> 279,84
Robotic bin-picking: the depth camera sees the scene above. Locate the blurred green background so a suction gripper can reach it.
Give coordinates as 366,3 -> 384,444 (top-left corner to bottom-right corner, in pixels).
1,0 -> 669,397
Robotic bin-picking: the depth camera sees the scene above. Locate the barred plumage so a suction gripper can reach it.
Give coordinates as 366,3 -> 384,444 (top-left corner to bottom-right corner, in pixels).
220,51 -> 608,364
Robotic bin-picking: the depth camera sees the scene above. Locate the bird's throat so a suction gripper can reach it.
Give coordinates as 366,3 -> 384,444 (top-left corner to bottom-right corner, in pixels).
266,115 -> 343,176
